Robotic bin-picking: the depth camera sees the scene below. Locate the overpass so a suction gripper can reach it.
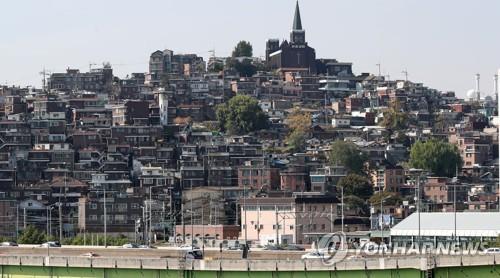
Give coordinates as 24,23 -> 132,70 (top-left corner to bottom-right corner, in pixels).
0,247 -> 499,277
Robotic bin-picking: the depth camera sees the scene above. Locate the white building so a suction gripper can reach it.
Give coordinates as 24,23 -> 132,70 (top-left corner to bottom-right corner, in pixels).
390,212 -> 500,246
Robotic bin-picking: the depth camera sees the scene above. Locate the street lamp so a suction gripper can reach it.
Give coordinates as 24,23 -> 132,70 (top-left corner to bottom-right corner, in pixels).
409,168 -> 424,246
46,204 -> 57,239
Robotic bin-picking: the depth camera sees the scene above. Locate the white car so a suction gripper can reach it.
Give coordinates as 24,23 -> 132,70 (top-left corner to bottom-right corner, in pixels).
484,248 -> 500,254
301,251 -> 327,260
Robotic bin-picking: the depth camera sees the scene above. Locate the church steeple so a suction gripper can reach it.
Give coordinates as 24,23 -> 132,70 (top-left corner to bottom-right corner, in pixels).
290,1 -> 305,44
292,1 -> 302,31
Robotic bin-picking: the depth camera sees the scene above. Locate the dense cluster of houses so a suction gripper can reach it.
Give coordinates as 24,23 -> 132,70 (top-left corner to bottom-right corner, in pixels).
0,2 -> 497,247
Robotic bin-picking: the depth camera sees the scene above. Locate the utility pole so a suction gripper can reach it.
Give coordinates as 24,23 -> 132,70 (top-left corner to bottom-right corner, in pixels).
417,175 -> 421,245
103,187 -> 107,247
341,186 -> 344,233
454,165 -> 458,242
244,164 -> 249,248
23,208 -> 26,229
149,187 -> 153,245
16,205 -> 19,240
181,202 -> 185,244
376,63 -> 381,78
275,205 -> 279,246
58,202 -> 62,243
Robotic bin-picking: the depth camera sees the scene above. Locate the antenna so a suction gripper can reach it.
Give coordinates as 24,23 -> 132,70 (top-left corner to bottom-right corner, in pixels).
401,69 -> 409,82
475,73 -> 481,101
39,68 -> 51,92
376,63 -> 381,78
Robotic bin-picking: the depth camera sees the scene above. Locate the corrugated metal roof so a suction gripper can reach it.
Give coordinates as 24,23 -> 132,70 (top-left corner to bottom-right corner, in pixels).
390,212 -> 500,237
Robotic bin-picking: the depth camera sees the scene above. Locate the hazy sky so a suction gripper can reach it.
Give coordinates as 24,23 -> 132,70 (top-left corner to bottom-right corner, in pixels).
1,0 -> 499,97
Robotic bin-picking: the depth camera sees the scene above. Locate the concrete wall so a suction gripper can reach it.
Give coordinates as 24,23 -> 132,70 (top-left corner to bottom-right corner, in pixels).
0,255 -> 499,277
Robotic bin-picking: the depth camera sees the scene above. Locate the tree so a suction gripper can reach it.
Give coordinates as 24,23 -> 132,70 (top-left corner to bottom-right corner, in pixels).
233,59 -> 257,77
343,195 -> 370,216
286,130 -> 307,153
216,95 -> 269,135
285,108 -> 311,152
369,192 -> 402,208
232,41 -> 253,57
226,58 -> 257,77
337,173 -> 373,200
381,100 -> 408,131
329,141 -> 367,174
17,226 -> 46,244
286,108 -> 311,133
409,139 -> 462,177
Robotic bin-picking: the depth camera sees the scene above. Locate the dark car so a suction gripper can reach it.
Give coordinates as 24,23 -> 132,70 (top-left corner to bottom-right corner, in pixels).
185,249 -> 203,260
263,245 -> 284,251
284,244 -> 305,251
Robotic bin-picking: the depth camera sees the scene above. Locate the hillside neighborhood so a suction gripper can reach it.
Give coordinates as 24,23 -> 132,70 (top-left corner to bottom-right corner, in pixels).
0,2 -> 499,250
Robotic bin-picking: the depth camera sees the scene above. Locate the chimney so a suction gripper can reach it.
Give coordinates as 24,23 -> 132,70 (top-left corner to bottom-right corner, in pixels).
475,73 -> 480,101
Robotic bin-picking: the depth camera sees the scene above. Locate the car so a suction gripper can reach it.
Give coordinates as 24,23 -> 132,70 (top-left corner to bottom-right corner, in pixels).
179,244 -> 199,250
41,241 -> 61,248
0,242 -> 18,247
484,248 -> 500,254
225,245 -> 244,251
301,251 -> 327,260
283,244 -> 305,251
184,249 -> 203,260
122,243 -> 139,248
263,245 -> 284,250
81,252 -> 98,258
138,245 -> 156,249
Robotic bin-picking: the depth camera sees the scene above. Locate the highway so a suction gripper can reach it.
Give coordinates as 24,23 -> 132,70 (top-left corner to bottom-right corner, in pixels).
0,245 -> 306,260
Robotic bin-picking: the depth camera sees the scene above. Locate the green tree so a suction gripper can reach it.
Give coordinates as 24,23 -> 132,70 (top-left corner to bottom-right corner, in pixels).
232,41 -> 253,57
329,141 -> 367,174
343,195 -> 370,216
286,130 -> 307,153
234,59 -> 257,77
337,173 -> 373,200
409,139 -> 462,177
381,100 -> 408,133
17,226 -> 46,244
216,95 -> 269,135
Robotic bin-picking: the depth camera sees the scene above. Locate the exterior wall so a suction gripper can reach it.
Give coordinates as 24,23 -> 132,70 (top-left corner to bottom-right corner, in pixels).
238,167 -> 280,191
240,203 -> 296,245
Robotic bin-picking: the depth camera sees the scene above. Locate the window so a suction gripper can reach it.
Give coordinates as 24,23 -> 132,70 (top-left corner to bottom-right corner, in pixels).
289,225 -> 294,230
89,215 -> 97,221
90,203 -> 97,210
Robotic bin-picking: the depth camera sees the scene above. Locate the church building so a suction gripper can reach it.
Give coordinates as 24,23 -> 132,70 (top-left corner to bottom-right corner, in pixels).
265,1 -> 317,74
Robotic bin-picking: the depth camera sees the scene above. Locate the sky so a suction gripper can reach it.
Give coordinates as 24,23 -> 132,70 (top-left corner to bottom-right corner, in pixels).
0,0 -> 499,97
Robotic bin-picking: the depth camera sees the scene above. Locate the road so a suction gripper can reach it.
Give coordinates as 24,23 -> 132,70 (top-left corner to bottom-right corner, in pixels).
0,246 -> 306,260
